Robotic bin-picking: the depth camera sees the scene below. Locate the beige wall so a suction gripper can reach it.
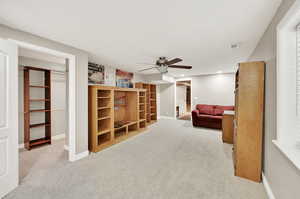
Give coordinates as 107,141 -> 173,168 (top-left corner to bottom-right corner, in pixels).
0,24 -> 89,154
249,0 -> 300,198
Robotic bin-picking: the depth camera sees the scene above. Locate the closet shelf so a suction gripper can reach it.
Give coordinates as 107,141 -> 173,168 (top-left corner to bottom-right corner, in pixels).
29,137 -> 51,147
98,96 -> 110,99
30,109 -> 50,113
30,123 -> 51,128
30,85 -> 49,88
30,99 -> 50,102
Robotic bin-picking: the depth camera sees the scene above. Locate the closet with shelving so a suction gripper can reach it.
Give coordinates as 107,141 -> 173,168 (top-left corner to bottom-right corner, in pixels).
23,66 -> 51,150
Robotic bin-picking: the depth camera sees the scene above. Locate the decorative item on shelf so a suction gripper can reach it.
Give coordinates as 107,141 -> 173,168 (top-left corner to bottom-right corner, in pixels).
116,69 -> 134,88
88,62 -> 105,84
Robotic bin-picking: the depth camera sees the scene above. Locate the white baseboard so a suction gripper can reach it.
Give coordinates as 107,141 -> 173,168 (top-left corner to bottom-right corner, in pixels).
262,173 -> 276,199
71,150 -> 89,162
159,116 -> 176,120
19,134 -> 66,149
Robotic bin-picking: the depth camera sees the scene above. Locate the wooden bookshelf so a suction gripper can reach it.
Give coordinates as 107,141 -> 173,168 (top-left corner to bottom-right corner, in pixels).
24,66 -> 51,150
233,61 -> 265,182
89,87 -> 113,152
135,83 -> 157,125
88,86 -> 147,153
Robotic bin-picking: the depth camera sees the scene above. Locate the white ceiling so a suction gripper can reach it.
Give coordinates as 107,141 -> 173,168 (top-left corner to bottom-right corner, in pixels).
0,0 -> 281,76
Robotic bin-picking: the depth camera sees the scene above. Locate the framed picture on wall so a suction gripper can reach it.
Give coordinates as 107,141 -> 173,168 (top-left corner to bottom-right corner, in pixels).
88,62 -> 105,84
116,69 -> 134,88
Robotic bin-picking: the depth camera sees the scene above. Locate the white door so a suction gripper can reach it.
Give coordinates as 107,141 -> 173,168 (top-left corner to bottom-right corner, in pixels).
0,39 -> 18,198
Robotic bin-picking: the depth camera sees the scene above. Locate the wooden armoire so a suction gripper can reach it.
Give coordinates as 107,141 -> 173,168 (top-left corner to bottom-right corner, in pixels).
233,61 -> 265,182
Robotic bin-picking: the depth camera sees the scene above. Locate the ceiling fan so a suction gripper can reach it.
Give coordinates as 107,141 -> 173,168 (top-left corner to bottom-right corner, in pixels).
138,57 -> 192,74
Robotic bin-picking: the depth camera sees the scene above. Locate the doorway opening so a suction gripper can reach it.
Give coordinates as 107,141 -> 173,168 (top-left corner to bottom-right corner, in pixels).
18,47 -> 69,181
176,80 -> 191,120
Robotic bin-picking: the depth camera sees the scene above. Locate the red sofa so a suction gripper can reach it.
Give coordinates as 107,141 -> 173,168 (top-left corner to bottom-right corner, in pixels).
192,104 -> 234,129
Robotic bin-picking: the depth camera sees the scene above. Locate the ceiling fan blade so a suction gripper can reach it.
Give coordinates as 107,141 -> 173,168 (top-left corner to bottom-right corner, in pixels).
138,66 -> 159,72
165,58 -> 182,65
168,65 -> 192,69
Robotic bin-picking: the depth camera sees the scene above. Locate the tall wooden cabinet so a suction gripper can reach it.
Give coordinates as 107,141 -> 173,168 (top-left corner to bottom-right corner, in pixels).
135,83 -> 157,124
233,61 -> 265,182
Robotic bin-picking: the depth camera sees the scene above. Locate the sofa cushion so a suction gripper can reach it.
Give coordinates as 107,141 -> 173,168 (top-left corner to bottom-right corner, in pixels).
199,108 -> 214,115
196,104 -> 216,111
215,105 -> 234,111
213,109 -> 224,116
196,104 -> 215,115
198,114 -> 222,122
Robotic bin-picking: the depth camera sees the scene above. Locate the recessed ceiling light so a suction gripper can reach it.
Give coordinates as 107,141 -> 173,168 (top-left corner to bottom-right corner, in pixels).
231,43 -> 240,49
180,74 -> 185,77
216,70 -> 223,74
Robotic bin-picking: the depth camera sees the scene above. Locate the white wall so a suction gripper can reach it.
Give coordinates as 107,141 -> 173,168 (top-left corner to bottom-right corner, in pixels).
0,24 -> 89,154
159,73 -> 235,118
248,0 -> 300,198
190,73 -> 235,107
176,85 -> 187,115
18,56 -> 67,144
159,83 -> 175,117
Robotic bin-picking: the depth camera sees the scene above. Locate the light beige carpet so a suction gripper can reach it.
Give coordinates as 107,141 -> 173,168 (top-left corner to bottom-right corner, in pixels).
5,119 -> 267,199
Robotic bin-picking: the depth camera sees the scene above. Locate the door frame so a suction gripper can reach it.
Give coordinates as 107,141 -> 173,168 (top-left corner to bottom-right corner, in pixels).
9,39 -> 77,162
174,78 -> 193,118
